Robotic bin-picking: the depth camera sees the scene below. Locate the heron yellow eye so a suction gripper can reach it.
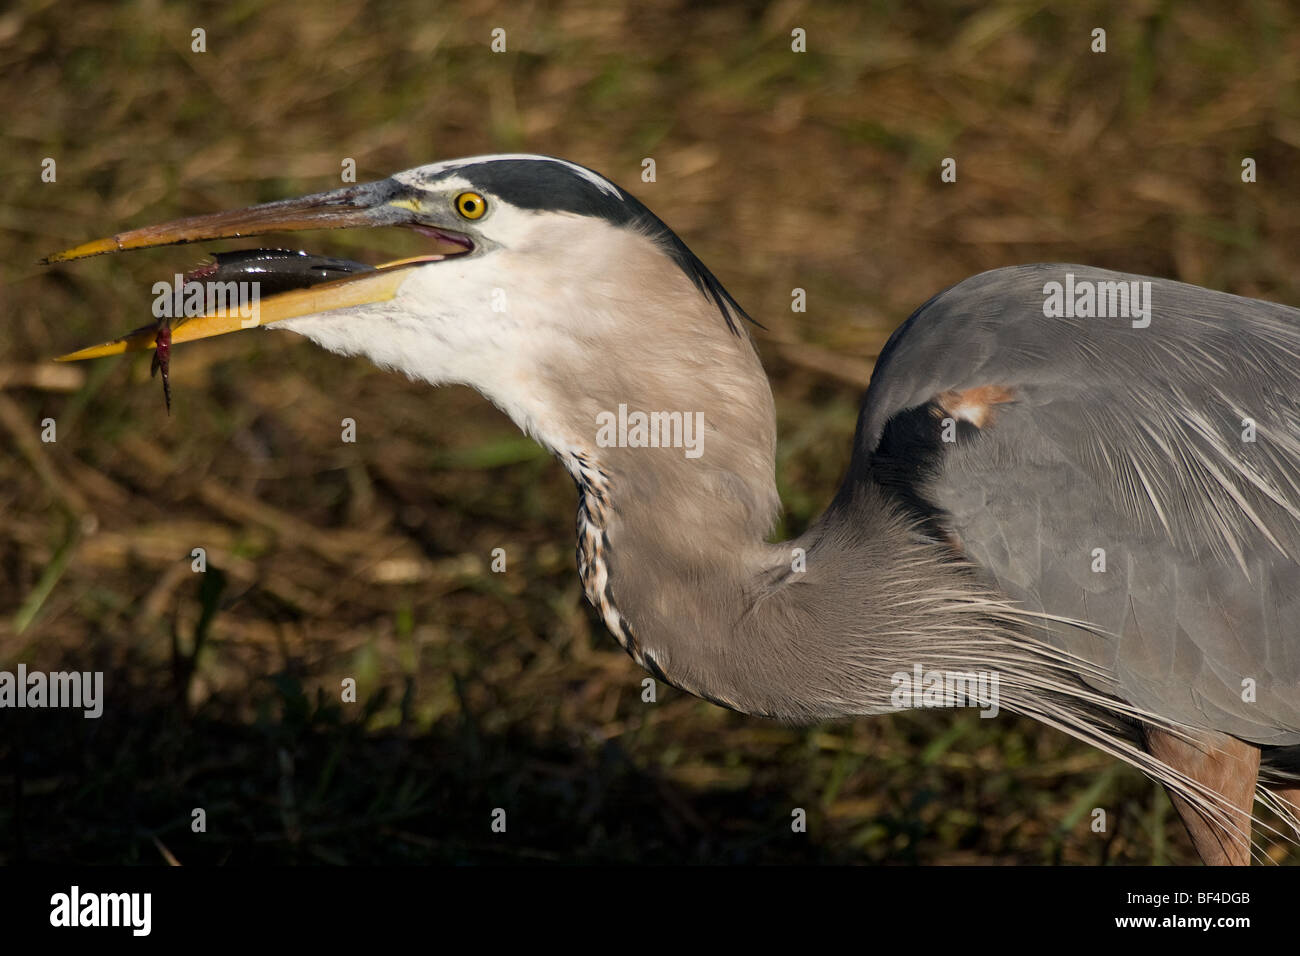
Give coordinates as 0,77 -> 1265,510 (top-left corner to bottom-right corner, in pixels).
455,192 -> 487,220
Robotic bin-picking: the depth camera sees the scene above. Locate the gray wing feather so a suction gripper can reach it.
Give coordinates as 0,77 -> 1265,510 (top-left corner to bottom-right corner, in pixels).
862,264 -> 1300,744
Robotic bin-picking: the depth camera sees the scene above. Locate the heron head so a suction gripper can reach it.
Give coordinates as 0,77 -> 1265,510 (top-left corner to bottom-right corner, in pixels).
48,155 -> 765,460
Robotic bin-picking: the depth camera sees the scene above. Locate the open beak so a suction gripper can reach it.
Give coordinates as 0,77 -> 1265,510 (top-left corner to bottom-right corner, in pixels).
45,178 -> 471,361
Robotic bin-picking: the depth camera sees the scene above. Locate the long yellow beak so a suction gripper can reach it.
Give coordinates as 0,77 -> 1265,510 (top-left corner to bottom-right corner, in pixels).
53,258 -> 431,361
44,178 -> 464,362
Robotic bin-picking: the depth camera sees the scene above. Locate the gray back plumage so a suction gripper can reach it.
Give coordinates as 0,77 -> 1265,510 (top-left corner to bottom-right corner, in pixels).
855,264 -> 1300,745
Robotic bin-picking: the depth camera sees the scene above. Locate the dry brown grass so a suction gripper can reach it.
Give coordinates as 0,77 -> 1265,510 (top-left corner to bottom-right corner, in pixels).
2,0 -> 1299,864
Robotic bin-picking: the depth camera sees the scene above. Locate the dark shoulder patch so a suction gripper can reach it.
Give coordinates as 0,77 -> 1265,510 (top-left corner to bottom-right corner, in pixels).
457,158 -> 753,335
868,401 -> 972,547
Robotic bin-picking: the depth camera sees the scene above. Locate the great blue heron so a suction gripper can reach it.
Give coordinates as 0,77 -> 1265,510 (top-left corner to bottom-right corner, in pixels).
45,154 -> 1300,865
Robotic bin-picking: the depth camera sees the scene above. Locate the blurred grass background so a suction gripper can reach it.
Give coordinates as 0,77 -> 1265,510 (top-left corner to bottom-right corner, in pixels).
2,0 -> 1299,864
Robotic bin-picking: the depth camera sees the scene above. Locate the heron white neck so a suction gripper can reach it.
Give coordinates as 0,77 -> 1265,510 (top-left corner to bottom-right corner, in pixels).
466,230 -> 789,706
